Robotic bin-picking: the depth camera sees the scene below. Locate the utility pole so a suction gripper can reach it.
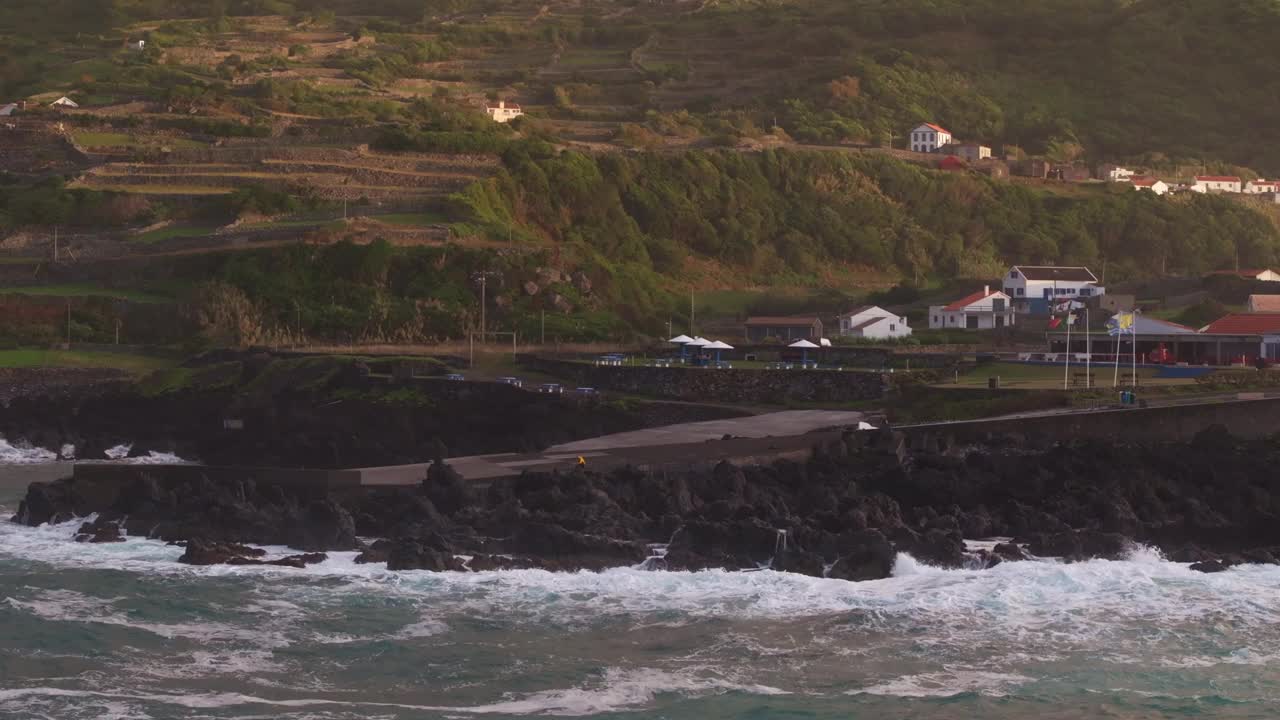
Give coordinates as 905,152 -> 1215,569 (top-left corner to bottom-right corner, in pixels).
480,274 -> 487,344
541,310 -> 546,345
689,288 -> 695,336
53,226 -> 58,263
66,301 -> 71,347
115,318 -> 121,345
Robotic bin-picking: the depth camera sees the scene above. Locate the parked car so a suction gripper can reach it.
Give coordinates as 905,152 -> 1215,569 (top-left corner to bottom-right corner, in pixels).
538,383 -> 563,394
574,387 -> 598,396
498,376 -> 523,388
445,373 -> 466,381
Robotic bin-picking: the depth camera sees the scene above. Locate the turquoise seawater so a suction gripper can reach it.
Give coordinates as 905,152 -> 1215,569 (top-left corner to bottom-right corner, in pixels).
2,468 -> 1280,719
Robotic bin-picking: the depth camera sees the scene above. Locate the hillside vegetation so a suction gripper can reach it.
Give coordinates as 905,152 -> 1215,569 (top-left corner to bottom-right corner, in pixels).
3,0 -> 1280,344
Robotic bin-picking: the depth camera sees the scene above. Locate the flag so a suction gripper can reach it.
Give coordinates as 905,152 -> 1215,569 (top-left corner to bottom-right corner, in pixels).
1066,313 -> 1077,326
1052,299 -> 1084,314
1048,316 -> 1062,329
1106,312 -> 1135,336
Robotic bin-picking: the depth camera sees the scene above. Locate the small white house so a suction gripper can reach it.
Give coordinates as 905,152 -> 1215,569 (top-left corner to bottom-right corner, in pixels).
929,286 -> 1016,330
837,305 -> 911,340
485,100 -> 522,123
0,103 -> 16,117
1130,176 -> 1169,195
1100,164 -> 1135,182
1244,179 -> 1280,194
50,96 -> 79,109
129,39 -> 146,52
949,143 -> 991,162
1191,175 -> 1242,193
1002,265 -> 1104,314
909,122 -> 952,153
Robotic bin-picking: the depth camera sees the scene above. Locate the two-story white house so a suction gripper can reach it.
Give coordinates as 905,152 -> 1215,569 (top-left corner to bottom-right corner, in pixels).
1244,179 -> 1280,194
1002,265 -> 1105,315
909,123 -> 952,153
1192,175 -> 1242,193
929,287 -> 1016,330
836,305 -> 911,340
485,100 -> 523,123
1131,176 -> 1169,195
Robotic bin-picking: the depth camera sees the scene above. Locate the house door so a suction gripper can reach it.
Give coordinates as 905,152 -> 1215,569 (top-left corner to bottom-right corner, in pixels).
966,316 -> 979,329
995,315 -> 1005,328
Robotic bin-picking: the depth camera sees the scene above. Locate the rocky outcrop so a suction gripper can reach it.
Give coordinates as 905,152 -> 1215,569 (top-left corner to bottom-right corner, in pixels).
15,426 -> 1280,580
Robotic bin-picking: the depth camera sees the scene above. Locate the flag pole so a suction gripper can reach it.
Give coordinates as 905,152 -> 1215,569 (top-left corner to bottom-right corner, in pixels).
1085,307 -> 1091,388
1063,304 -> 1071,390
1132,309 -> 1139,387
1113,324 -> 1120,388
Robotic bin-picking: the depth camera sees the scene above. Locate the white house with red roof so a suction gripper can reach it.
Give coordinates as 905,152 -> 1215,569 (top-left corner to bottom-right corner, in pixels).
485,100 -> 523,123
929,286 -> 1016,330
1130,176 -> 1169,195
1191,175 -> 1242,193
1244,179 -> 1280,194
836,305 -> 911,340
910,122 -> 952,153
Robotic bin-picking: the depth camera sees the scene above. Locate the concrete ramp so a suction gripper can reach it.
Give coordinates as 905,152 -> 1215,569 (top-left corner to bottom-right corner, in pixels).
548,410 -> 868,452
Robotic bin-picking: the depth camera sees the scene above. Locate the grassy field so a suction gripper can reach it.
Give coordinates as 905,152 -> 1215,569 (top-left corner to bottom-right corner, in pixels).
0,349 -> 174,372
949,361 -> 1177,389
72,131 -> 137,147
133,225 -> 220,244
0,284 -> 172,303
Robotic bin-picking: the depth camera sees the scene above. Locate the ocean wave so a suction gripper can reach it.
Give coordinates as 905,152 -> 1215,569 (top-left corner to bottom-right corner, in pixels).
0,437 -> 192,465
0,437 -> 57,464
0,668 -> 788,717
848,669 -> 1034,698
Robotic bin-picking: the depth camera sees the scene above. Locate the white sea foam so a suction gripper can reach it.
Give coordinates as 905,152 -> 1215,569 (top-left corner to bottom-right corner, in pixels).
0,668 -> 788,716
849,669 -> 1034,698
0,437 -> 57,464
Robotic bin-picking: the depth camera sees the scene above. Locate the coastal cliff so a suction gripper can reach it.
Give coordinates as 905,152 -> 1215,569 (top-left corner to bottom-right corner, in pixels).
14,425 -> 1280,579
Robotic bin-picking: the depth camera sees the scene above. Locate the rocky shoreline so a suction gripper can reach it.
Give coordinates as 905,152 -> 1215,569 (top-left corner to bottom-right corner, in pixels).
13,424 -> 1280,579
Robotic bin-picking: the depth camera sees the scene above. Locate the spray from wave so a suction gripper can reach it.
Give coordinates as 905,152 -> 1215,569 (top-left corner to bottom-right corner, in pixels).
0,437 -> 192,465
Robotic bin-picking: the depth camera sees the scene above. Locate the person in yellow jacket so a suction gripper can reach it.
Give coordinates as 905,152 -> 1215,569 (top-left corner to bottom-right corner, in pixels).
576,456 -> 586,468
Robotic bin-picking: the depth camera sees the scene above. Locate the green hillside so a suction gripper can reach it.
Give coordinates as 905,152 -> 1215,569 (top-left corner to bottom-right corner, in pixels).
4,0 -> 1280,344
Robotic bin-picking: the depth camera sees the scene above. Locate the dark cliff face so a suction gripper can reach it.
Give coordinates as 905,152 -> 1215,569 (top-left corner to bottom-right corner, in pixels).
14,425 -> 1280,581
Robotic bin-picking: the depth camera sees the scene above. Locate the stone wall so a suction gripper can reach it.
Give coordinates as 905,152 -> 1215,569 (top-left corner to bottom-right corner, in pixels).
520,356 -> 889,403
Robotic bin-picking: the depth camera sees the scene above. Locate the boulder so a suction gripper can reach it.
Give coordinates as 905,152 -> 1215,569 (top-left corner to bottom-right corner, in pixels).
386,539 -> 466,571
1190,559 -> 1229,573
74,518 -> 125,544
826,529 -> 895,581
1028,529 -> 1131,561
178,539 -> 267,565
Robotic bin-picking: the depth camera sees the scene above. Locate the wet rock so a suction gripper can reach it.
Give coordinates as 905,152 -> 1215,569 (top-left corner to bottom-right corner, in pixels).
992,542 -> 1031,561
74,518 -> 125,544
386,539 -> 466,572
1190,559 -> 1229,573
178,538 -> 267,565
354,539 -> 392,565
827,529 -> 895,581
1028,529 -> 1130,561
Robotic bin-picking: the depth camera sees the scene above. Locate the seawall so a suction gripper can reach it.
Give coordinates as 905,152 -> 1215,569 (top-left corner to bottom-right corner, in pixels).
901,395 -> 1280,447
519,356 -> 890,403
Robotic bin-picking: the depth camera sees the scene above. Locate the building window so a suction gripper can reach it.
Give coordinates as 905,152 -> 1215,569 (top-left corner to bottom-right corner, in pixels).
1080,288 -> 1092,297
1016,288 -> 1024,296
1010,270 -> 1019,278
890,324 -> 896,331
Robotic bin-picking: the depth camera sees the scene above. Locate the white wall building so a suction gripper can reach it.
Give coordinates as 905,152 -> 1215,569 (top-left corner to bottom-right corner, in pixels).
129,40 -> 146,52
1131,176 -> 1169,195
950,143 -> 991,162
1192,175 -> 1242,193
836,305 -> 912,340
1100,164 -> 1135,182
1244,179 -> 1280,194
485,100 -> 523,123
0,103 -> 17,117
909,122 -> 952,153
929,287 -> 1016,330
1002,265 -> 1104,314
50,96 -> 79,108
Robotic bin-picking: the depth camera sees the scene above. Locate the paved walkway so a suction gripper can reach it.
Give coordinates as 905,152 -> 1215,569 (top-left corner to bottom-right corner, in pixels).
548,410 -> 870,452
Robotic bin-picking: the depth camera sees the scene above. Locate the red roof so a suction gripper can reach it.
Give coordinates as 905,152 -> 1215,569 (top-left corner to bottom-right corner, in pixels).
1201,313 -> 1280,335
1195,175 -> 1241,183
919,122 -> 951,135
944,288 -> 999,311
1130,176 -> 1160,187
940,156 -> 967,170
